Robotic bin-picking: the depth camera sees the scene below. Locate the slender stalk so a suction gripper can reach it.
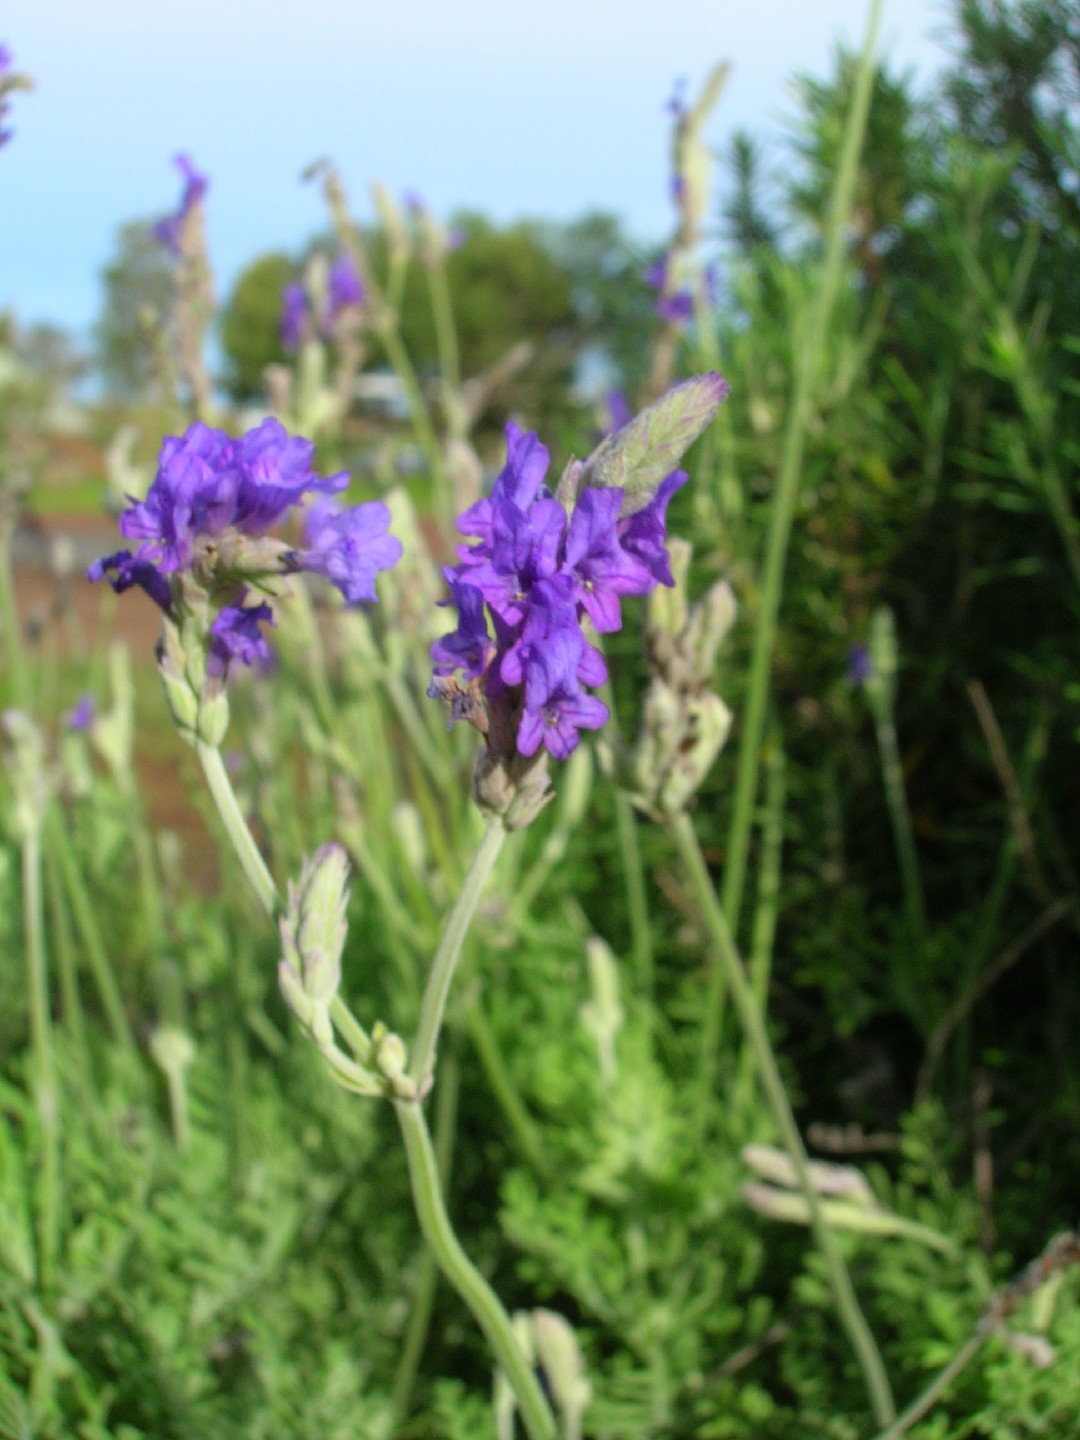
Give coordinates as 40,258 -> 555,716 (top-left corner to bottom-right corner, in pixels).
871,704 -> 926,945
392,1049 -> 461,1424
45,845 -> 92,1096
871,1331 -> 985,1440
23,831 -> 61,1297
408,818 -> 506,1089
615,793 -> 654,1011
0,521 -> 30,708
394,1098 -> 556,1440
733,737 -> 786,1119
197,741 -> 279,918
379,325 -> 453,532
672,812 -> 895,1427
46,808 -> 134,1055
720,0 -> 883,938
427,261 -> 461,394
465,997 -> 552,1180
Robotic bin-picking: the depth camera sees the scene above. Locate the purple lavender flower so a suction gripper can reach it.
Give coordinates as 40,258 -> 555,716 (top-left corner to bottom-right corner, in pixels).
326,251 -> 365,319
846,644 -> 872,686
605,389 -> 633,436
207,599 -> 275,679
517,634 -> 610,761
617,469 -> 688,587
67,694 -> 96,733
0,44 -> 12,76
429,419 -> 682,764
88,418 -> 401,677
153,153 -> 208,254
280,282 -> 309,352
296,496 -> 403,606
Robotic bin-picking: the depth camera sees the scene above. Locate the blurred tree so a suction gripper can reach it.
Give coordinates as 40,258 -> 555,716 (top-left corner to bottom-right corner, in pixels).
721,130 -> 780,258
14,321 -> 88,397
94,220 -> 173,399
217,252 -> 293,402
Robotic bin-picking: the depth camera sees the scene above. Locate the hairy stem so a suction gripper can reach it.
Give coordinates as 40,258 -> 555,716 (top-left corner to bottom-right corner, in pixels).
409,818 -> 505,1089
672,812 -> 895,1428
197,741 -> 280,918
394,1098 -> 555,1440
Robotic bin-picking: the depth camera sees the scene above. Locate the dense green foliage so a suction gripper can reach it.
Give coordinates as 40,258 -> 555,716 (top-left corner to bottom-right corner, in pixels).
3,1 -> 1080,1436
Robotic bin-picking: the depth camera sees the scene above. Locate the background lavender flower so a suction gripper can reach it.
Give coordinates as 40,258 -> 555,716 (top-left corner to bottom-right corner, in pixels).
326,251 -> 365,320
66,694 -> 96,733
297,496 -> 403,606
153,153 -> 208,254
846,644 -> 873,686
0,42 -> 20,148
280,282 -> 309,351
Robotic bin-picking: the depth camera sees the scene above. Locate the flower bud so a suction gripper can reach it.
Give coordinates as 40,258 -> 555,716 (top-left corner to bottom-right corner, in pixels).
865,605 -> 898,713
531,1310 -> 592,1432
578,373 -> 730,509
2,710 -> 50,841
279,844 -> 350,1048
579,938 -> 624,1086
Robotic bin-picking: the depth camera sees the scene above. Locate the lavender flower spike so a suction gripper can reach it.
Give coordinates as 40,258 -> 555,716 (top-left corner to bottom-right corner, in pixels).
153,153 -> 208,254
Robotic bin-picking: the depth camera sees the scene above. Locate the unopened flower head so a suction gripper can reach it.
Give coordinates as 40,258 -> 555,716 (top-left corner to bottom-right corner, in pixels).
153,153 -> 209,254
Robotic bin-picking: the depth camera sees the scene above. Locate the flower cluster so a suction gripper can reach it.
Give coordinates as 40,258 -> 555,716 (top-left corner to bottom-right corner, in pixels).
89,417 -> 401,684
429,423 -> 686,763
153,153 -> 208,254
280,252 -> 365,351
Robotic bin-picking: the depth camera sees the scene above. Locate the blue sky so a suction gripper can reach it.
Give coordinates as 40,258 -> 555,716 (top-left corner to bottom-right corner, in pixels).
2,0 -> 954,339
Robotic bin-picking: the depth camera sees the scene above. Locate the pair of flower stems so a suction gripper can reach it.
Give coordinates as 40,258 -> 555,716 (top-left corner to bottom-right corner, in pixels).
198,734 -> 902,1438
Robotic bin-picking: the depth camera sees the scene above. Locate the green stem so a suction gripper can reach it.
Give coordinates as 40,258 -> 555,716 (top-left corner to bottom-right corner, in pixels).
615,792 -> 654,1012
46,808 -> 134,1056
427,262 -> 461,394
871,1331 -> 986,1440
719,0 -> 883,938
45,846 -> 92,1097
23,830 -> 60,1297
0,522 -> 30,708
672,812 -> 895,1428
465,997 -> 552,1179
394,1098 -> 555,1440
870,705 -> 926,945
197,742 -> 280,919
379,325 -> 452,532
391,1049 -> 461,1423
409,819 -> 506,1089
733,736 -> 786,1119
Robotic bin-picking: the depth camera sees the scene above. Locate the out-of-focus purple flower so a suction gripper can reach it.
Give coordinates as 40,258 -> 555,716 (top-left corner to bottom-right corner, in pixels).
296,495 -> 403,606
67,694 -> 96,733
646,254 -> 718,327
0,42 -> 20,148
327,251 -> 365,317
88,418 -> 401,676
153,153 -> 208,254
605,389 -> 633,436
207,599 -> 275,678
846,644 -> 872,686
656,290 -> 695,324
446,225 -> 466,252
665,77 -> 688,121
280,282 -> 309,351
403,190 -> 426,217
429,417 -> 683,764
